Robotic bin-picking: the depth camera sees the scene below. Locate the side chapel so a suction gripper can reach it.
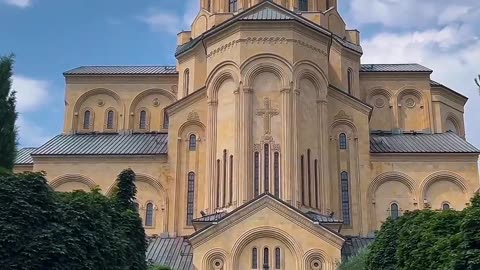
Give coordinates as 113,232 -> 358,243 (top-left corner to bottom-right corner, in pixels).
14,0 -> 480,269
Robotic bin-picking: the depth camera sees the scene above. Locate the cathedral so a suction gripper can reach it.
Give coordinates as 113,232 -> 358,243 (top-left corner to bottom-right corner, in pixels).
14,0 -> 480,269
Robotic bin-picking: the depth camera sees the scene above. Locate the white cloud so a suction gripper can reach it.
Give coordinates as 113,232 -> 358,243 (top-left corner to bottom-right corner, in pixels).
138,0 -> 199,34
11,75 -> 49,113
16,115 -> 52,147
3,0 -> 32,8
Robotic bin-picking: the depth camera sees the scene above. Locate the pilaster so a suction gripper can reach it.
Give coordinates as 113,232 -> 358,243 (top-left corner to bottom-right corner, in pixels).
205,99 -> 218,213
281,86 -> 293,202
318,98 -> 330,212
292,89 -> 300,205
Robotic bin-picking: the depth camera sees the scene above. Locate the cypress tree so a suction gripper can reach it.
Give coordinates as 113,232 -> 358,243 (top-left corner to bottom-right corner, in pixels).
116,168 -> 137,209
0,55 -> 17,171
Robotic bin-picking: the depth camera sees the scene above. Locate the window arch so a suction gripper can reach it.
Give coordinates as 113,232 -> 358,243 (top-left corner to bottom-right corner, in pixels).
301,155 -> 305,205
442,202 -> 451,210
307,149 -> 312,206
106,110 -> 114,129
254,152 -> 260,197
274,152 -> 280,197
186,172 -> 195,225
83,110 -> 91,129
145,202 -> 154,227
340,171 -> 351,225
252,247 -> 258,269
264,144 -> 270,193
275,247 -> 281,269
390,203 -> 399,219
189,134 -> 197,151
229,0 -> 237,12
263,247 -> 270,269
223,149 -> 227,206
298,0 -> 308,11
184,69 -> 190,96
347,68 -> 354,94
229,155 -> 233,204
139,110 -> 147,129
339,133 -> 347,149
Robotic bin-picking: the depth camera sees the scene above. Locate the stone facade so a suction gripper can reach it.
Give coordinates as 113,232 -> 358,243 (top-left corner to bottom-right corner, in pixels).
15,1 -> 479,269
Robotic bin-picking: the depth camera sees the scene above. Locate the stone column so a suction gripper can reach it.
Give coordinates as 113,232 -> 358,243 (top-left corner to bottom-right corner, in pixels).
233,84 -> 241,207
291,89 -> 300,206
238,86 -> 253,205
205,99 -> 218,213
318,98 -> 330,212
281,86 -> 292,202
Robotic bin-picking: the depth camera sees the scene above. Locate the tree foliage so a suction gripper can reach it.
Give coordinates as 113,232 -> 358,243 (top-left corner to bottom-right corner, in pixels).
0,54 -> 17,171
339,248 -> 369,270
116,168 -> 137,210
365,194 -> 480,270
0,171 -> 147,270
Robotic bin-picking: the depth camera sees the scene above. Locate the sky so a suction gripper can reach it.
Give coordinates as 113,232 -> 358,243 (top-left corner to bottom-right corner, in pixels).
1,0 -> 479,148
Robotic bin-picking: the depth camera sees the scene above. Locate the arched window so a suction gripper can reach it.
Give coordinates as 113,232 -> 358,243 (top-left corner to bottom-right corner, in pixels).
314,159 -> 319,209
83,110 -> 91,129
229,0 -> 237,12
307,149 -> 312,206
223,150 -> 227,206
442,203 -> 450,210
145,202 -> 154,227
339,133 -> 347,149
139,110 -> 147,129
216,159 -> 220,208
186,172 -> 195,225
263,247 -> 269,269
390,203 -> 399,219
254,152 -> 260,197
275,247 -> 281,269
264,144 -> 270,193
298,0 -> 308,11
106,110 -> 114,129
301,155 -> 305,205
274,152 -> 280,197
184,69 -> 190,96
252,247 -> 258,269
189,134 -> 197,151
347,68 -> 353,94
229,155 -> 233,204
340,171 -> 350,225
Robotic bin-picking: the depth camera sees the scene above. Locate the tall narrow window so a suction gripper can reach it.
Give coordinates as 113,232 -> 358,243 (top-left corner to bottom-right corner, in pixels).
229,0 -> 237,12
263,247 -> 269,269
254,152 -> 260,197
299,0 -> 308,11
264,144 -> 270,193
139,110 -> 147,129
347,68 -> 353,94
184,69 -> 190,96
442,203 -> 451,210
216,159 -> 220,208
229,155 -> 233,204
252,247 -> 258,269
341,171 -> 351,225
301,155 -> 305,205
145,203 -> 154,227
106,110 -> 114,129
186,172 -> 195,225
189,134 -> 197,151
275,247 -> 281,269
390,203 -> 399,219
163,110 -> 169,129
223,150 -> 227,206
339,133 -> 347,149
274,152 -> 280,197
314,159 -> 319,209
83,110 -> 91,129
307,149 -> 312,206
134,202 -> 139,212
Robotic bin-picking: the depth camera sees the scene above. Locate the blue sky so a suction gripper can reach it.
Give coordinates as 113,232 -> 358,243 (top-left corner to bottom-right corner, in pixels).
1,0 -> 479,148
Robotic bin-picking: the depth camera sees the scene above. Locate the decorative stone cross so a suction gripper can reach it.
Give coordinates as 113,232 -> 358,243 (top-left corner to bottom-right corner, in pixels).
256,97 -> 279,135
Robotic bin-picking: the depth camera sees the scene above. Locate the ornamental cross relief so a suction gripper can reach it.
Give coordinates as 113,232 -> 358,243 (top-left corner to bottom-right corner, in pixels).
256,97 -> 279,135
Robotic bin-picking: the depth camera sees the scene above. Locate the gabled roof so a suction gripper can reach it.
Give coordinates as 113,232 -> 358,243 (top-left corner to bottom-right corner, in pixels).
63,66 -> 177,76
146,237 -> 193,270
430,80 -> 468,100
176,1 -> 362,56
341,236 -> 375,260
192,211 -> 227,223
370,132 -> 479,154
31,133 -> 168,156
305,211 -> 343,224
14,147 -> 37,165
360,64 -> 432,73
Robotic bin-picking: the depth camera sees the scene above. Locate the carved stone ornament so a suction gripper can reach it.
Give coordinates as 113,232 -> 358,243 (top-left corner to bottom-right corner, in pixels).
187,111 -> 199,121
334,110 -> 353,121
405,98 -> 416,108
311,259 -> 322,270
212,259 -> 223,269
374,98 -> 385,108
171,85 -> 178,94
152,98 -> 160,107
256,97 -> 279,135
97,99 -> 105,107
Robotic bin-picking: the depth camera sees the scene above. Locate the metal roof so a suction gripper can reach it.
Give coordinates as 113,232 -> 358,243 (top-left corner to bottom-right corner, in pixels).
341,236 -> 375,259
146,237 -> 193,270
240,5 -> 295,20
63,66 -> 177,76
430,80 -> 468,100
14,147 -> 37,165
360,64 -> 432,73
192,212 -> 227,223
305,211 -> 343,223
31,133 -> 168,156
370,132 -> 479,154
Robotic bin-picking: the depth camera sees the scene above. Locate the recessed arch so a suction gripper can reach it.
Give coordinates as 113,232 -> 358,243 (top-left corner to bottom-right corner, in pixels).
396,87 -> 424,104
178,120 -> 206,137
420,171 -> 469,201
206,62 -> 240,101
329,119 -> 358,137
445,113 -> 462,135
303,248 -> 333,270
293,60 -> 328,100
368,171 -> 416,200
73,88 -> 121,114
129,88 -> 176,114
367,87 -> 393,104
241,53 -> 292,89
202,248 -> 228,270
49,174 -> 97,190
105,173 -> 168,200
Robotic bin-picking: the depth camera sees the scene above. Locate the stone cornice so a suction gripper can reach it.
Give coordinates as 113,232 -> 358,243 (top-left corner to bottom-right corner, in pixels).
65,75 -> 178,84
328,86 -> 372,116
370,153 -> 479,162
165,87 -> 207,116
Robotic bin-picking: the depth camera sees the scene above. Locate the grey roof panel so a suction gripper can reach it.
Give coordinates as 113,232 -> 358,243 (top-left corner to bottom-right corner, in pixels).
305,211 -> 343,223
32,134 -> 168,156
63,66 -> 178,76
430,80 -> 468,100
147,237 -> 193,270
192,212 -> 227,222
342,236 -> 375,259
370,132 -> 479,153
14,147 -> 37,165
360,64 -> 432,73
240,6 -> 294,20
